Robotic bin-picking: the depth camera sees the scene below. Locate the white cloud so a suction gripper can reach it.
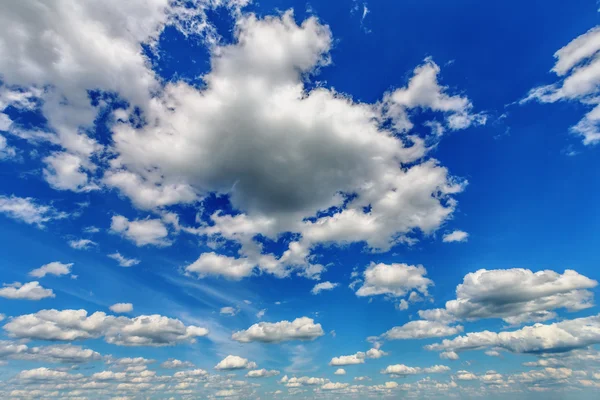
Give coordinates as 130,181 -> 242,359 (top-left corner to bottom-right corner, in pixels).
381,364 -> 450,375
523,26 -> 600,145
68,239 -> 97,250
442,230 -> 468,243
160,359 -> 195,369
185,252 -> 255,280
4,309 -> 209,346
17,367 -> 83,381
232,317 -> 324,343
456,370 -> 477,381
444,268 -> 597,323
13,344 -> 102,364
383,320 -> 463,340
108,252 -> 141,267
355,262 -> 433,298
110,215 -> 171,247
29,261 -> 73,278
220,306 -> 239,316
426,313 -> 600,355
214,355 -> 257,370
256,309 -> 266,319
43,152 -> 99,192
0,281 -> 54,300
334,368 -> 346,375
0,134 -> 16,159
110,303 -> 133,313
246,369 -> 280,378
311,281 -> 338,295
0,195 -> 68,227
440,351 -> 459,360
329,347 -> 388,366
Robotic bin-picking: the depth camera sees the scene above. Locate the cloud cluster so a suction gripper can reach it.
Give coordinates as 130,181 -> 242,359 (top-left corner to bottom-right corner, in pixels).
232,317 -> 324,343
523,26 -> 600,145
0,196 -> 68,228
0,282 -> 54,300
214,355 -> 257,370
355,262 -> 433,298
4,309 -> 209,346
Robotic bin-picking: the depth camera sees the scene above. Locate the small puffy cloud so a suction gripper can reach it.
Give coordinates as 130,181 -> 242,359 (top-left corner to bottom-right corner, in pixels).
232,317 -> 324,343
321,382 -> 349,390
185,252 -> 255,280
220,306 -> 239,316
440,351 -> 459,360
381,364 -> 450,375
0,134 -> 16,159
330,354 -> 365,366
383,320 -> 463,340
0,281 -> 54,300
43,152 -> 99,192
29,261 -> 73,278
4,309 -> 209,346
311,281 -> 338,295
214,355 -> 257,370
426,313 -> 600,355
256,309 -> 266,319
160,359 -> 195,369
442,230 -> 468,243
485,350 -> 501,357
334,368 -> 346,375
68,239 -> 97,250
0,195 -> 68,228
108,252 -> 140,267
109,303 -> 133,313
246,369 -> 280,378
456,370 -> 477,381
110,215 -> 170,247
355,263 -> 432,298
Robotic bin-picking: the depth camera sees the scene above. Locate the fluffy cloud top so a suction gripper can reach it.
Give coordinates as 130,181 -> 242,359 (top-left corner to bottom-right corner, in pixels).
214,355 -> 257,370
110,215 -> 170,247
383,320 -> 464,340
445,268 -> 597,323
29,261 -> 73,278
426,313 -> 600,355
4,309 -> 208,346
0,281 -> 54,300
381,364 -> 450,375
355,262 -> 433,298
246,369 -> 280,378
232,317 -> 324,343
442,230 -> 468,243
311,281 -> 338,295
109,303 -> 133,313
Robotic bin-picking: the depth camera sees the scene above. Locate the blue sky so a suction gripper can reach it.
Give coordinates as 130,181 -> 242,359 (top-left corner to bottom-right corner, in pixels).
0,0 -> 600,398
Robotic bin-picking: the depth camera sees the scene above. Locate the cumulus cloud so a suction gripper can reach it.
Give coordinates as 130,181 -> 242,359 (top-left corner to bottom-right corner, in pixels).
108,252 -> 141,267
381,364 -> 450,375
355,262 -> 433,298
68,239 -> 97,250
110,303 -> 133,313
232,317 -> 324,343
383,320 -> 463,340
426,313 -> 600,355
185,252 -> 255,280
214,355 -> 257,370
160,359 -> 195,369
444,268 -> 597,324
442,230 -> 468,243
329,347 -> 388,366
246,369 -> 280,378
4,309 -> 208,346
0,195 -> 68,228
334,368 -> 346,375
523,26 -> 600,145
29,261 -> 73,278
220,306 -> 239,316
12,344 -> 102,364
0,281 -> 55,300
110,215 -> 171,247
311,281 -> 338,295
